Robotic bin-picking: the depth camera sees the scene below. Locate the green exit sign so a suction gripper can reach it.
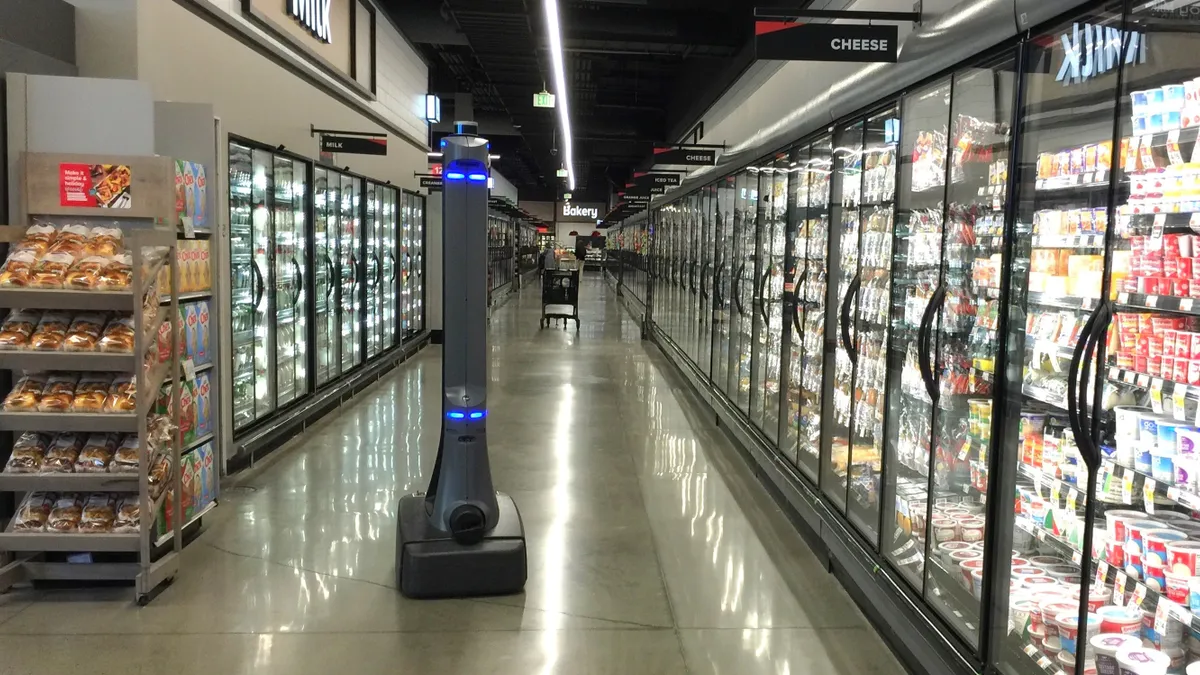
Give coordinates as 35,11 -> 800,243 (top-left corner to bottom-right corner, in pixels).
534,91 -> 556,108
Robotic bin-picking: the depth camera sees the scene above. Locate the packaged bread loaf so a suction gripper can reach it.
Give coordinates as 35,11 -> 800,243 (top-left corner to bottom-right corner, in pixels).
147,454 -> 171,500
78,493 -> 116,533
46,493 -> 83,532
0,309 -> 42,349
0,250 -> 38,288
3,372 -> 47,410
97,316 -> 136,353
65,256 -> 110,291
75,432 -> 118,473
86,226 -> 123,257
111,494 -> 140,533
63,313 -> 107,352
46,223 -> 89,257
29,252 -> 76,289
12,492 -> 55,531
71,373 -> 112,413
97,254 -> 132,291
37,372 -> 79,413
40,432 -> 84,473
15,223 -> 57,256
110,434 -> 140,473
104,374 -> 136,413
4,431 -> 50,473
28,311 -> 70,351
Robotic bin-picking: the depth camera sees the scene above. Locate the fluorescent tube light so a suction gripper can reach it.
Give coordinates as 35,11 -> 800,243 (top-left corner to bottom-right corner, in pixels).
543,0 -> 575,191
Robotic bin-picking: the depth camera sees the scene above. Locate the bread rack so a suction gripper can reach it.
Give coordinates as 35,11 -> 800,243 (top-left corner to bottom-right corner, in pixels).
0,152 -> 182,605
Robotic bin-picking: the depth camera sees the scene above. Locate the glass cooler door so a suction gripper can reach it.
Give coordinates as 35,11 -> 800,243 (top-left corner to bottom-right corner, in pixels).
699,188 -> 715,378
714,177 -> 736,404
735,171 -> 759,415
229,141 -> 272,430
792,138 -> 833,480
823,120 -> 865,512
340,175 -> 363,371
313,168 -> 338,386
365,183 -> 381,360
991,7 -> 1125,674
756,159 -> 789,446
383,188 -> 397,350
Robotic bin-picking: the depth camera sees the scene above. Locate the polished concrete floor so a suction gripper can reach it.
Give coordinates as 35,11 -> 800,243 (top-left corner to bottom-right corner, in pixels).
0,275 -> 903,674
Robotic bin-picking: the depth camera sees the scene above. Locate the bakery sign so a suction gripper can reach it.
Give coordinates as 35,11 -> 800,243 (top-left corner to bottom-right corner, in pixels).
1054,23 -> 1147,86
558,201 -> 603,222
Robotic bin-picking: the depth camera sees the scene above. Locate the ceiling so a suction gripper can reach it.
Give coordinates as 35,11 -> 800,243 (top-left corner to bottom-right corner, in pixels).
383,0 -> 761,202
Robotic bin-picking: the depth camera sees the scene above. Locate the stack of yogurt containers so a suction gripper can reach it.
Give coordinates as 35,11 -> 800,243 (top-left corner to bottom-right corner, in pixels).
1112,405 -> 1200,496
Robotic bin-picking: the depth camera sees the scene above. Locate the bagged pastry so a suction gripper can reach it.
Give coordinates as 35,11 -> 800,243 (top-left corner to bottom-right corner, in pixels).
147,454 -> 171,500
46,493 -> 83,532
110,434 -> 140,473
14,223 -> 57,256
74,432 -> 118,473
37,372 -> 79,412
40,432 -> 84,473
87,227 -> 123,257
63,312 -> 107,352
0,250 -> 38,288
28,311 -> 70,351
97,254 -> 132,291
46,223 -> 89,257
97,315 -> 136,353
71,373 -> 113,413
78,493 -> 116,533
4,431 -> 50,473
2,372 -> 47,410
12,492 -> 55,531
0,309 -> 42,349
65,256 -> 110,291
104,374 -> 136,413
29,252 -> 76,289
111,494 -> 140,533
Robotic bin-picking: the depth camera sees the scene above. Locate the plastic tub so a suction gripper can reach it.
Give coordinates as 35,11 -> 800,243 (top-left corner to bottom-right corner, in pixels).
961,521 -> 985,543
1115,406 -> 1152,443
971,568 -> 984,599
1116,645 -> 1170,674
959,558 -> 985,588
1145,529 -> 1188,567
1090,633 -> 1142,675
1045,563 -> 1081,581
1165,570 -> 1191,603
1168,540 -> 1200,575
1073,583 -> 1110,612
1056,612 -> 1101,655
1106,511 -> 1146,568
1042,600 -> 1080,638
1158,419 -> 1186,454
1097,606 -> 1143,636
1191,576 -> 1200,613
1152,450 -> 1176,482
1178,428 -> 1200,456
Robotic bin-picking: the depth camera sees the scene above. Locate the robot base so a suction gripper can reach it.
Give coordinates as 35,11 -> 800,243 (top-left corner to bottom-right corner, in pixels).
395,491 -> 527,599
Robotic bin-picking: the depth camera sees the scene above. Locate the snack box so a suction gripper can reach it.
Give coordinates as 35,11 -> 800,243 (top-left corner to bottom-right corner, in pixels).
194,371 -> 212,439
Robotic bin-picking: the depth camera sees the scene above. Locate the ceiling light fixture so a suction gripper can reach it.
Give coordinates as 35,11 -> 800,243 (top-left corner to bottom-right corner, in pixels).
543,0 -> 575,191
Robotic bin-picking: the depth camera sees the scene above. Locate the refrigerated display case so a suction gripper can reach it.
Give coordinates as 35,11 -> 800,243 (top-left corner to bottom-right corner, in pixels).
229,140 -> 310,431
754,159 -> 789,448
364,180 -> 399,358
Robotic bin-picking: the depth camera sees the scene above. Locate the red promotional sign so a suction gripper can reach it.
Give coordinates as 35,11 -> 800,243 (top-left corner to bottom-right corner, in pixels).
59,163 -> 97,207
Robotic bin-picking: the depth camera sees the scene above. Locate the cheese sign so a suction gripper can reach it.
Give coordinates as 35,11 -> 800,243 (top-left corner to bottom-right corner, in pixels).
755,22 -> 898,63
288,0 -> 332,43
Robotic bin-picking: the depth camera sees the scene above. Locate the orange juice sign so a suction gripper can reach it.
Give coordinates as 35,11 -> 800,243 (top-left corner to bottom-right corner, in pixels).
58,163 -> 132,208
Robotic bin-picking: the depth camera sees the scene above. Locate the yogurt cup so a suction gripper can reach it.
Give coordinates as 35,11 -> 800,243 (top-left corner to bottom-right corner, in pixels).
1186,661 -> 1200,675
1176,456 -> 1199,489
1044,634 -> 1063,658
1145,529 -> 1189,567
1158,419 -> 1186,453
960,558 -> 985,588
1098,606 -> 1143,636
971,568 -> 984,598
1166,570 -> 1192,603
1140,412 -> 1164,443
1030,622 -> 1045,649
1056,612 -> 1101,655
1152,450 -> 1175,482
1058,647 -> 1077,675
1045,563 -> 1081,581
1090,633 -> 1142,675
1191,576 -> 1200,613
1116,644 -> 1170,674
932,518 -> 959,543
937,541 -> 973,565
1177,428 -> 1200,456
1115,406 -> 1152,444
1030,555 -> 1070,569
1011,597 -> 1037,635
1167,540 -> 1200,575
1136,440 -> 1155,473
1042,600 -> 1081,637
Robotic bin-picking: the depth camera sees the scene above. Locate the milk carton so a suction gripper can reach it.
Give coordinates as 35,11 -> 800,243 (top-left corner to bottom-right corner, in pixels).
194,371 -> 212,439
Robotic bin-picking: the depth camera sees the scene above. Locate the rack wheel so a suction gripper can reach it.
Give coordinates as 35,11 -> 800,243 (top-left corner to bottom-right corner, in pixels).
136,594 -> 150,607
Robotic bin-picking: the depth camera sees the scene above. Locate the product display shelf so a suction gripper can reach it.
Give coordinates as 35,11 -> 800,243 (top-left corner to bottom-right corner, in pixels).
925,551 -> 982,638
1026,292 -> 1100,312
162,361 -> 213,385
1034,171 -> 1111,192
154,499 -> 216,548
160,290 -> 211,305
1116,291 -> 1200,316
0,152 -> 185,605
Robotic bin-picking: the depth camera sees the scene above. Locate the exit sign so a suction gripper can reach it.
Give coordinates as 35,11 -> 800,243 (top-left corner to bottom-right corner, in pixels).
534,91 -> 556,108
556,168 -> 568,178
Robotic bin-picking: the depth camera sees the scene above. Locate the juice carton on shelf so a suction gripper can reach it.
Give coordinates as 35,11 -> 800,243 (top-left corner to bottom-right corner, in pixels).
193,162 -> 208,231
196,442 -> 214,507
195,371 -> 212,439
195,300 -> 211,365
179,379 -> 197,447
197,239 -> 211,291
184,302 -> 199,362
181,453 -> 197,521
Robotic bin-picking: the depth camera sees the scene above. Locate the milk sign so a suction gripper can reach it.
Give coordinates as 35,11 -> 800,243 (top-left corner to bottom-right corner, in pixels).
289,0 -> 332,43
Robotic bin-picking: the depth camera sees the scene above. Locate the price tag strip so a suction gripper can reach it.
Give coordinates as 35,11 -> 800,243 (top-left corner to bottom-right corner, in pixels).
1151,379 -> 1165,414
1145,478 -> 1158,514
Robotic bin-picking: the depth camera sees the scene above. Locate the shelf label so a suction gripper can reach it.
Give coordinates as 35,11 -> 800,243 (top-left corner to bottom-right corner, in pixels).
1184,298 -> 1196,312
1153,213 -> 1167,239
958,439 -> 971,461
1114,573 -> 1128,605
1024,645 -> 1038,657
1132,582 -> 1149,610
1037,656 -> 1053,669
182,358 -> 197,383
1097,561 -> 1109,586
1123,468 -> 1135,504
1152,379 -> 1165,413
1175,386 -> 1190,421
1155,599 -> 1172,636
1051,482 -> 1062,505
1110,366 -> 1120,380
182,216 -> 195,239
1168,130 -> 1185,166
1071,549 -> 1082,565
1082,172 -> 1094,184
1138,374 -> 1152,387
1067,488 -> 1079,512
1119,292 -> 1131,303
1125,370 -> 1138,384
1148,295 -> 1160,308
1033,471 -> 1043,497
1145,478 -> 1158,514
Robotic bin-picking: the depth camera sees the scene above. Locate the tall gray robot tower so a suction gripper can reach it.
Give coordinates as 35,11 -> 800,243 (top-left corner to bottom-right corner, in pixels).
395,123 -> 528,598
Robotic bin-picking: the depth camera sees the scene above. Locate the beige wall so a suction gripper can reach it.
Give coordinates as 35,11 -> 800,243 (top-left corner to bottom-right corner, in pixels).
137,0 -> 425,191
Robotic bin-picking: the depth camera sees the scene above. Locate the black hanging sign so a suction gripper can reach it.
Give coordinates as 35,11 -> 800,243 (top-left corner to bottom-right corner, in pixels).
652,147 -> 718,166
624,185 -> 666,197
320,134 -> 388,156
755,22 -> 898,63
633,172 -> 682,187
420,176 -> 443,191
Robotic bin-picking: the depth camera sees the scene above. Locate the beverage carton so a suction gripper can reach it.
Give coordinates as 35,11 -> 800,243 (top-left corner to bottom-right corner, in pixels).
195,300 -> 210,365
184,302 -> 199,362
195,371 -> 212,439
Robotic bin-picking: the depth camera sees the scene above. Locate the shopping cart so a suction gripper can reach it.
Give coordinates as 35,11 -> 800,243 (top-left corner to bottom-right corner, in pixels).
541,268 -> 580,330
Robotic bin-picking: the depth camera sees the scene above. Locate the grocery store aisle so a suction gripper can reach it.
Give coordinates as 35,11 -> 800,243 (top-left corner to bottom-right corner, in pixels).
0,274 -> 901,674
